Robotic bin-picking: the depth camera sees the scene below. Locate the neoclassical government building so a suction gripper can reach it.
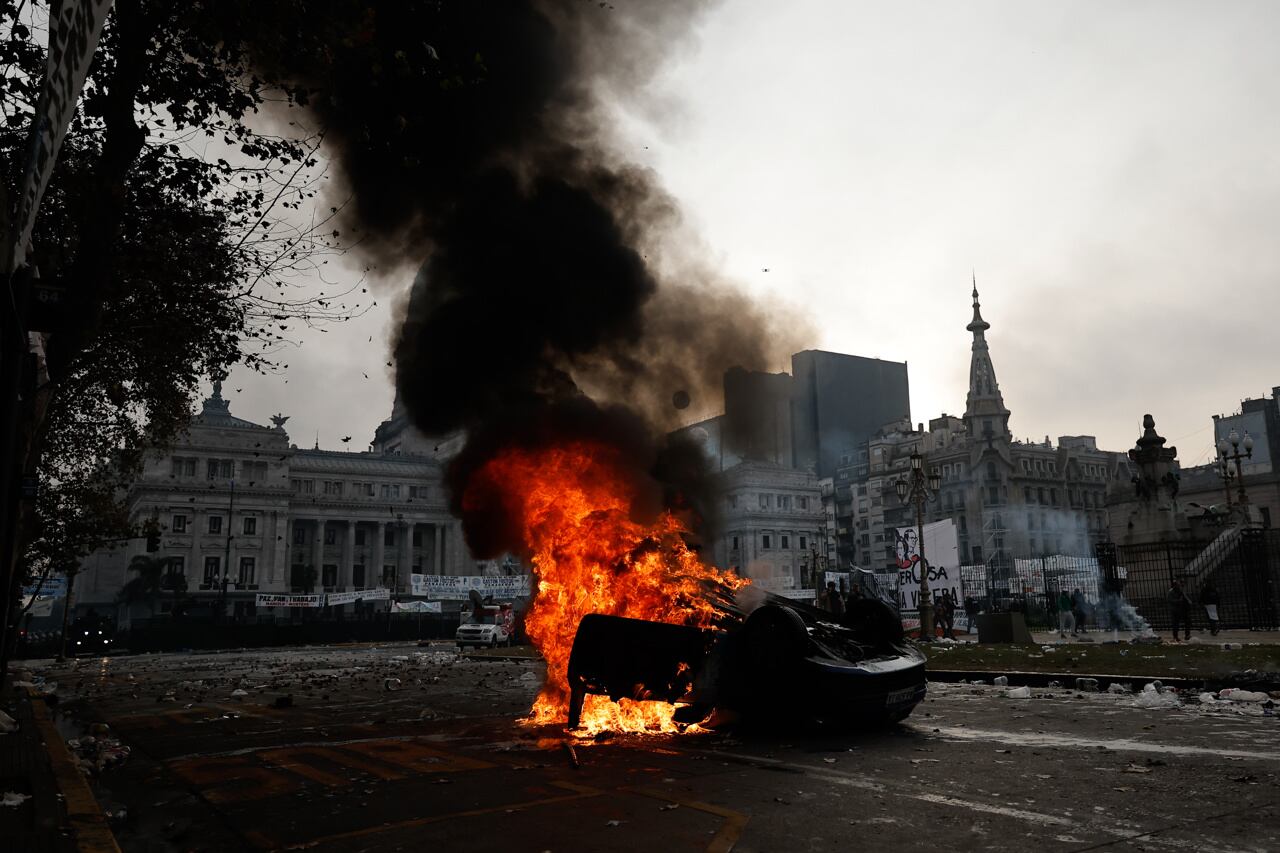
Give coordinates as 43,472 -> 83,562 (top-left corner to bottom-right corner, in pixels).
76,386 -> 479,620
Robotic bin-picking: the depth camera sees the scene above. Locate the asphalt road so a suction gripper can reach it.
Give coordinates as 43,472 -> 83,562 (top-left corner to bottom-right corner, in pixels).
20,643 -> 1280,853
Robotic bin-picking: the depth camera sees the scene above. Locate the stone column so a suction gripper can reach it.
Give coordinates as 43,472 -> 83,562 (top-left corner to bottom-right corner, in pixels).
343,520 -> 356,591
312,519 -> 325,589
188,509 -> 202,588
399,521 -> 413,592
432,523 -> 444,575
374,521 -> 386,589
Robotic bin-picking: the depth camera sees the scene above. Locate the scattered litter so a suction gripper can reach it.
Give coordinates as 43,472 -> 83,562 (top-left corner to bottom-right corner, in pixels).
606,820 -> 624,827
1121,764 -> 1152,774
822,757 -> 837,764
1044,647 -> 1057,654
518,672 -> 539,683
1006,686 -> 1031,699
1219,688 -> 1269,703
659,803 -> 679,811
66,733 -> 131,775
0,711 -> 16,734
384,678 -> 402,692
969,679 -> 986,685
1075,678 -> 1099,692
2,792 -> 31,807
230,689 -> 248,698
1133,689 -> 1180,709
1198,693 -> 1217,704
1107,683 -> 1131,695
993,676 -> 1009,687
1048,681 -> 1061,689
390,656 -> 410,662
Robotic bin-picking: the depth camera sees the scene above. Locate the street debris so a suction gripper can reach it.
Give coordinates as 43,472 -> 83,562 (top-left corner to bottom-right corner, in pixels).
230,688 -> 248,698
1218,688 -> 1269,703
0,710 -> 16,733
563,742 -> 581,769
1075,678 -> 1099,691
1107,683 -> 1132,694
384,678 -> 402,691
1133,683 -> 1180,710
2,791 -> 31,807
66,729 -> 131,776
993,676 -> 1009,686
1006,686 -> 1031,699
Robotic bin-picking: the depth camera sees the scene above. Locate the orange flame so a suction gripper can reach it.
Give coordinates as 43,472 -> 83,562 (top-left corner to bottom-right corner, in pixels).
462,440 -> 746,733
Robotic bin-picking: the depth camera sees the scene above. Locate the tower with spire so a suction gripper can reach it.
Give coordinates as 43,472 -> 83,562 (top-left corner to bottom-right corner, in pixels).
963,277 -> 1011,446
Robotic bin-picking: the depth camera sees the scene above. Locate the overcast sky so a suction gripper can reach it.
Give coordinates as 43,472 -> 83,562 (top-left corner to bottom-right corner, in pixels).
224,0 -> 1280,467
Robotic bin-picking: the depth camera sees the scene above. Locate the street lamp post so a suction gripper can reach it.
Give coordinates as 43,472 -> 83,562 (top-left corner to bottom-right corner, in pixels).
1217,429 -> 1253,507
894,451 -> 942,642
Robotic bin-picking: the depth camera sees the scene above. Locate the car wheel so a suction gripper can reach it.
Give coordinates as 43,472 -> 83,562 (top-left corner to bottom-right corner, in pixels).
489,639 -> 498,649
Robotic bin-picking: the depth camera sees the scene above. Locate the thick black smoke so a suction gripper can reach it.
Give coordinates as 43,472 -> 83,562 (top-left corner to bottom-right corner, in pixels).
252,1 -> 806,557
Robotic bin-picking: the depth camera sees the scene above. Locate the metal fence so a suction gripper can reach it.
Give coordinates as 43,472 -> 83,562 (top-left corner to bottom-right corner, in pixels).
1102,528 -> 1279,632
954,527 -> 1280,633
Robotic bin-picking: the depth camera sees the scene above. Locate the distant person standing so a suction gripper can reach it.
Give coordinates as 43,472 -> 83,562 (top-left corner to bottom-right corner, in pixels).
939,590 -> 956,639
1071,588 -> 1087,635
1199,581 -> 1221,636
824,581 -> 845,618
1167,579 -> 1193,642
1057,589 -> 1075,637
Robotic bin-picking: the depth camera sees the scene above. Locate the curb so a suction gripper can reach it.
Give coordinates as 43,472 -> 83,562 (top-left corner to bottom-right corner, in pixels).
25,688 -> 121,853
926,668 -> 1278,692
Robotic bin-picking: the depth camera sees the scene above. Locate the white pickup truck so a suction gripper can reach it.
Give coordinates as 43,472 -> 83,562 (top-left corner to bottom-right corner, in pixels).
455,602 -> 515,649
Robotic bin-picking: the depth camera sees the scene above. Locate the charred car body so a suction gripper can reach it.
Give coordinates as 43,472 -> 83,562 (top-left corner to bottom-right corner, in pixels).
566,591 -> 926,729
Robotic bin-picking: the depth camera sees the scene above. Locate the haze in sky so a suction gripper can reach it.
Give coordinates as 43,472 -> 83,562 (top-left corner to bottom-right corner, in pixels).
225,0 -> 1280,466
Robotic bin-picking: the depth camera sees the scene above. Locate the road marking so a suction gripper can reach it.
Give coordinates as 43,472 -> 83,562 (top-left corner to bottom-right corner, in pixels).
921,724 -> 1280,762
626,786 -> 750,853
277,781 -> 603,850
27,689 -> 123,853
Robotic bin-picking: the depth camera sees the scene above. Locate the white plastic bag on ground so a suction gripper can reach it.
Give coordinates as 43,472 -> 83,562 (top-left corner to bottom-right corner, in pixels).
1107,683 -> 1131,695
1006,686 -> 1031,699
1198,692 -> 1217,704
1219,688 -> 1268,703
1134,689 -> 1180,709
993,676 -> 1009,687
2,792 -> 31,807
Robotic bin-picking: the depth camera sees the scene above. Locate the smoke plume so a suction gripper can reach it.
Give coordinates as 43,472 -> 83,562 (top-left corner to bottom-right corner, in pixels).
257,1 -> 808,557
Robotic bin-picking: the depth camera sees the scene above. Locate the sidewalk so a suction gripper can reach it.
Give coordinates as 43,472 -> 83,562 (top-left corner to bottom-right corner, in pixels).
0,681 -> 119,853
1028,628 -> 1280,646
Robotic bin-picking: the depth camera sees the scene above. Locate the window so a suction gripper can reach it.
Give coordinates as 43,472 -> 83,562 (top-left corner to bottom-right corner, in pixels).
324,526 -> 337,545
352,565 -> 365,588
171,457 -> 197,477
292,525 -> 306,545
384,528 -> 395,547
206,458 -> 234,480
172,514 -> 187,533
166,556 -> 185,580
322,564 -> 338,587
243,461 -> 268,482
381,483 -> 403,499
1050,489 -> 1059,505
759,494 -> 770,509
238,557 -> 256,585
762,534 -> 772,549
355,528 -> 367,546
731,535 -> 739,550
242,517 -> 256,535
291,479 -> 315,494
208,515 -> 222,534
799,536 -> 807,550
381,565 -> 396,586
412,527 -> 422,546
778,495 -> 792,510
797,496 -> 808,510
781,535 -> 790,549
203,556 -> 220,584
323,480 -> 344,496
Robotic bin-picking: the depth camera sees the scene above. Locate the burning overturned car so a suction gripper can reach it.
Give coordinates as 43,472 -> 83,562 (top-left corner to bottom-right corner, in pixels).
564,587 -> 927,730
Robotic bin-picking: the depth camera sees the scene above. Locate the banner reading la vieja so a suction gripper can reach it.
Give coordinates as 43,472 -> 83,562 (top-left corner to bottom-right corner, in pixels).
894,519 -> 962,615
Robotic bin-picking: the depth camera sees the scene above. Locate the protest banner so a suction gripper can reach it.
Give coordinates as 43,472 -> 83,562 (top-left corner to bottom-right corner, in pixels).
255,593 -> 323,608
409,574 -> 530,599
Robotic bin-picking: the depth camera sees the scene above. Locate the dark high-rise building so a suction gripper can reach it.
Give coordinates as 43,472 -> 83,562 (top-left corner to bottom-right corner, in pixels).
791,350 -> 911,478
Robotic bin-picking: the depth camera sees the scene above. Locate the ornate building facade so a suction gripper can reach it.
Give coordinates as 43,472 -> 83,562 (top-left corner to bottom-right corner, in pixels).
829,285 -> 1129,571
76,385 -> 478,621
